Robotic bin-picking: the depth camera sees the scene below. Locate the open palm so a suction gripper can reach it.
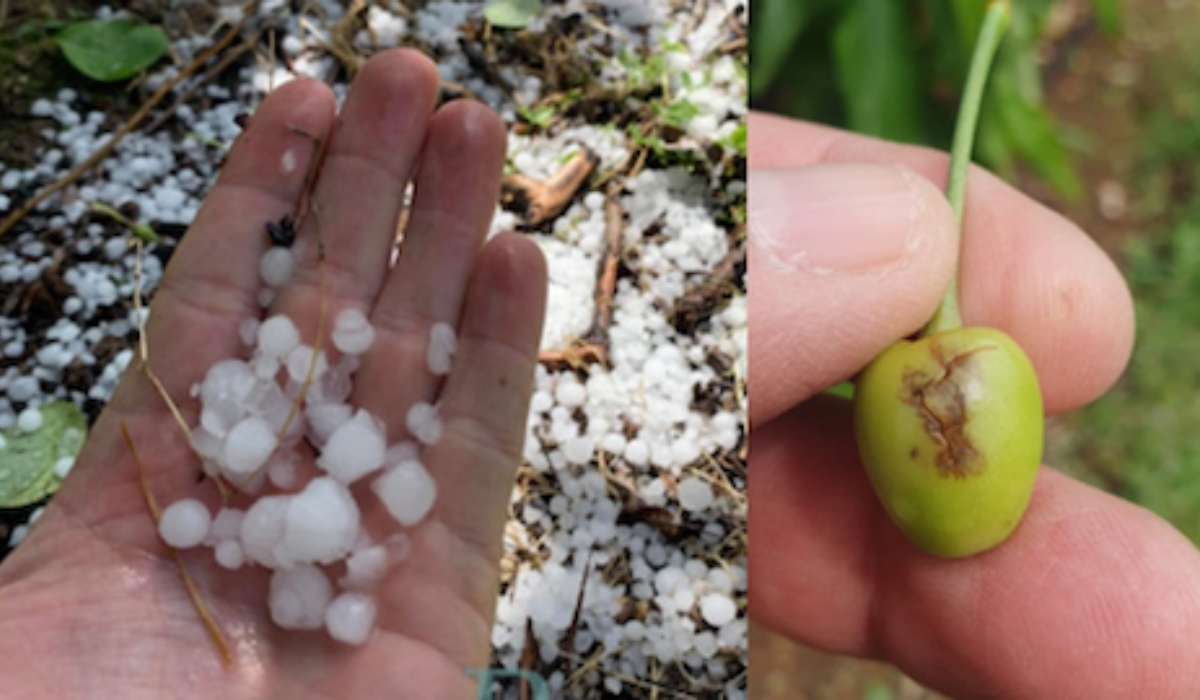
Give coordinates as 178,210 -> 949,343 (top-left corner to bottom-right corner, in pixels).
0,49 -> 546,699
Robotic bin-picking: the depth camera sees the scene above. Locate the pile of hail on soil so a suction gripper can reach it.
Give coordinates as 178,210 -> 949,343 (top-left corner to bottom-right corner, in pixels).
0,0 -> 747,697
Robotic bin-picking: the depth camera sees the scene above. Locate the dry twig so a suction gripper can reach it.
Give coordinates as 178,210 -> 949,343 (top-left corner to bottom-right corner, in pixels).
500,147 -> 598,227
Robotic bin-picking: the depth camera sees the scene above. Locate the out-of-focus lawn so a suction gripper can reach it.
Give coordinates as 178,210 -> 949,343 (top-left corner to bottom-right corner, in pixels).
1045,0 -> 1200,545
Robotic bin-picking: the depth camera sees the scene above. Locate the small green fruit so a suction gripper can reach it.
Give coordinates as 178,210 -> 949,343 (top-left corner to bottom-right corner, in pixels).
854,327 -> 1043,557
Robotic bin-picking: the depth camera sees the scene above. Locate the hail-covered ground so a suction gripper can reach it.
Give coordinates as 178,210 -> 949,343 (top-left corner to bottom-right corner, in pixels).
0,1 -> 747,697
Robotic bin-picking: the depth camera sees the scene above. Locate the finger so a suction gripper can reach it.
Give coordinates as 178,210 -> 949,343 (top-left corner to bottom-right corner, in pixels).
749,112 -> 1135,417
749,399 -> 1200,699
747,162 -> 958,426
273,49 -> 440,323
355,100 -> 508,434
54,80 -> 335,542
422,233 -> 546,557
116,78 -> 336,406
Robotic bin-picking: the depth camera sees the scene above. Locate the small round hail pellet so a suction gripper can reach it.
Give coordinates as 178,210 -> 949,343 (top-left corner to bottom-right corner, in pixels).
158,498 -> 212,549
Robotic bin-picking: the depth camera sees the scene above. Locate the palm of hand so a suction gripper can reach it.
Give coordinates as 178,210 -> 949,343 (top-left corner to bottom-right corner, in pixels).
0,50 -> 546,700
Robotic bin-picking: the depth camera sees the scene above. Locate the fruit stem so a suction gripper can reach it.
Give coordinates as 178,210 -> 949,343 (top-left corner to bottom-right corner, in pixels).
922,0 -> 1010,336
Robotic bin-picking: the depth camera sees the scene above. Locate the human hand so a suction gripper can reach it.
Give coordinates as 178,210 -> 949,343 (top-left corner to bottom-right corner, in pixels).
748,112 -> 1200,698
0,49 -> 546,700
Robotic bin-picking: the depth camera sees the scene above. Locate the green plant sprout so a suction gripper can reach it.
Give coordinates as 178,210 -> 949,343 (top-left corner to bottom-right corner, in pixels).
853,0 -> 1045,558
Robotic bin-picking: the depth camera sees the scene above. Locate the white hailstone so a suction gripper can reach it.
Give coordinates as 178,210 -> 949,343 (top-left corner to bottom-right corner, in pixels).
8,523 -> 28,546
286,344 -> 328,384
405,402 -> 442,446
671,440 -> 701,465
259,246 -> 296,288
280,477 -> 360,564
240,495 -> 289,568
372,459 -> 436,527
16,408 -> 42,433
200,404 -> 235,437
332,308 -> 375,355
256,382 -> 295,433
53,457 -> 74,479
305,402 -> 352,445
324,592 -> 377,645
158,499 -> 212,549
266,450 -> 300,489
529,390 -> 553,413
677,477 -> 714,513
269,564 -> 333,630
258,314 -> 301,359
199,359 -> 257,414
215,540 -> 245,570
189,427 -> 222,461
426,322 -> 456,375
339,544 -> 389,590
563,436 -> 594,465
223,415 -> 278,477
699,593 -> 737,628
251,353 -> 279,380
207,508 -> 245,543
8,376 -> 38,402
316,409 -> 386,484
258,287 -> 276,309
623,439 -> 649,466
694,631 -> 718,659
554,381 -> 587,409
239,318 -> 260,347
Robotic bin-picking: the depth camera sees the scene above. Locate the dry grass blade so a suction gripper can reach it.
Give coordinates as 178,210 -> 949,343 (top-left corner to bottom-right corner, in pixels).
131,238 -> 232,501
121,420 -> 234,667
560,549 -> 593,656
520,618 -> 539,700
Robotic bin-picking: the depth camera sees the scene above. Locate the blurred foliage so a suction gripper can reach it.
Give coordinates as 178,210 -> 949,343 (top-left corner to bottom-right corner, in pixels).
748,0 -> 1125,202
1050,74 -> 1200,543
1056,218 -> 1200,543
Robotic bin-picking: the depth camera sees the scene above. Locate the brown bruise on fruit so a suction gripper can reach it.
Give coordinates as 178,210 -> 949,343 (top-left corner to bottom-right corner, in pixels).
900,344 -> 997,479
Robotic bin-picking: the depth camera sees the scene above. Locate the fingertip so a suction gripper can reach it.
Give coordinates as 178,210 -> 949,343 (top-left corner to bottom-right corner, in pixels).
959,177 -> 1136,413
219,77 -> 337,199
472,233 -> 549,343
432,99 -> 509,161
748,162 -> 958,424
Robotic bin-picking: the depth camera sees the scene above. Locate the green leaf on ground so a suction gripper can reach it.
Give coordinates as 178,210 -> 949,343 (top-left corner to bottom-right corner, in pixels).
55,19 -> 169,82
0,402 -> 87,508
483,0 -> 542,29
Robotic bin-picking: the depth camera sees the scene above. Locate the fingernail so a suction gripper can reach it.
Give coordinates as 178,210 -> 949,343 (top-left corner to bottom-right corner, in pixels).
749,163 -> 924,274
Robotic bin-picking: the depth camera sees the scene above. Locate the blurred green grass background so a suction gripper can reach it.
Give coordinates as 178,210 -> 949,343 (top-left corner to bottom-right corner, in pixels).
750,0 -> 1200,697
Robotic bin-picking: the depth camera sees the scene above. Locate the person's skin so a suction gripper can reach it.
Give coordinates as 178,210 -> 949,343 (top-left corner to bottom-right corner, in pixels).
0,49 -> 547,699
749,111 -> 1200,699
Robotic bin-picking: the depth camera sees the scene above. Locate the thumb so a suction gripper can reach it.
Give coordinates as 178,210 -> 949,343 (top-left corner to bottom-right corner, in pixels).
748,162 -> 959,425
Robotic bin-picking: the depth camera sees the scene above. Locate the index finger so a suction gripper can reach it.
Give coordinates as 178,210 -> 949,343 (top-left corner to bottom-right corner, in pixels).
118,79 -> 337,410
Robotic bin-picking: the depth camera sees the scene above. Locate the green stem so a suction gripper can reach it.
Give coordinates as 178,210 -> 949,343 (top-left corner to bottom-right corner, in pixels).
922,0 -> 1010,336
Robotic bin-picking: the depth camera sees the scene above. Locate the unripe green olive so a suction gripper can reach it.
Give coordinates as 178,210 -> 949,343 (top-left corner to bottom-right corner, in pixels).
853,327 -> 1043,558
